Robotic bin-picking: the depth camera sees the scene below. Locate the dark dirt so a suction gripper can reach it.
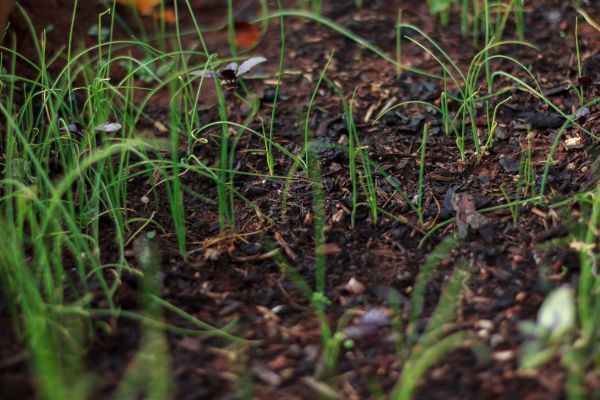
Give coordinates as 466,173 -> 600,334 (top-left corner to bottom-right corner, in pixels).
1,0 -> 599,399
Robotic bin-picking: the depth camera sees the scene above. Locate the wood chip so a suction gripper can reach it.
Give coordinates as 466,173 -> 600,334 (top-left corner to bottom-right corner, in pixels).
275,232 -> 298,261
301,376 -> 340,399
317,243 -> 342,255
232,248 -> 280,263
153,120 -> 169,133
531,207 -> 547,219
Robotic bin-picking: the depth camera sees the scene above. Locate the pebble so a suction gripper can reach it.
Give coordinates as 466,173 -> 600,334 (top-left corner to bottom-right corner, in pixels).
513,254 -> 524,264
498,156 -> 520,173
493,350 -> 515,362
476,319 -> 494,331
564,137 -> 583,150
344,277 -> 366,295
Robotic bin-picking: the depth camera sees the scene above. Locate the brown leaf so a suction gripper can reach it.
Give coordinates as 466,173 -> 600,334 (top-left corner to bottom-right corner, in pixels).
234,20 -> 260,48
451,192 -> 488,239
153,8 -> 176,25
117,0 -> 161,16
118,0 -> 176,25
317,243 -> 342,256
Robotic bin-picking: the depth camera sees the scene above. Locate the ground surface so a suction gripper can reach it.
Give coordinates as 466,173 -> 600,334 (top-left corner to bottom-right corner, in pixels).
1,0 -> 599,399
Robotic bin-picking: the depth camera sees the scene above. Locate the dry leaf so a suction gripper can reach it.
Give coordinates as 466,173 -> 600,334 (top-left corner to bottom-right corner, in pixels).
153,8 -> 176,25
451,192 -> 489,239
118,0 -> 176,25
317,243 -> 342,255
234,20 -> 260,48
117,0 -> 161,15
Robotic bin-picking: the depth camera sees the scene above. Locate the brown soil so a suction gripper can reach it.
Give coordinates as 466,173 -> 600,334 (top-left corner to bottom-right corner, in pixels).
1,0 -> 599,399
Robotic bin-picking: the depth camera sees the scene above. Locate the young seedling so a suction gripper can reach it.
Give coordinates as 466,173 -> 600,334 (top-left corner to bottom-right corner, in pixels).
190,57 -> 267,90
191,57 -> 267,123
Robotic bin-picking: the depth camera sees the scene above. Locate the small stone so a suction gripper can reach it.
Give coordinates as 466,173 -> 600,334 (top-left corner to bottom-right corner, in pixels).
395,270 -> 411,282
476,320 -> 494,331
498,156 -> 520,173
478,175 -> 491,186
239,242 -> 261,256
544,9 -> 562,24
564,137 -> 583,150
494,126 -> 509,140
516,292 -> 527,303
493,350 -> 515,362
252,364 -> 282,387
360,308 -> 390,330
519,111 -> 564,129
331,209 -> 346,226
477,329 -> 490,339
344,277 -> 366,295
441,188 -> 457,219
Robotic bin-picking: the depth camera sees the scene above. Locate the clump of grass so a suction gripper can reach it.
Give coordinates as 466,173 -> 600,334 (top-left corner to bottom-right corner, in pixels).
0,3 -> 255,398
425,0 -> 526,42
377,24 -> 538,161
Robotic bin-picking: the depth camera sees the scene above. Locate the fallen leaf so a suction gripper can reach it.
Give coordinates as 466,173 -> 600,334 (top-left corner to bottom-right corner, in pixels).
118,0 -> 175,25
317,243 -> 342,255
234,20 -> 260,48
95,122 -> 122,133
117,0 -> 161,16
451,192 -> 489,239
153,8 -> 176,25
537,286 -> 575,340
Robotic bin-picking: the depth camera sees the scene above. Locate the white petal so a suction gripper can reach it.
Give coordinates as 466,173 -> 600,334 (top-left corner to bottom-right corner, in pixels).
95,122 -> 122,133
189,70 -> 215,78
224,62 -> 239,73
236,57 -> 266,76
537,286 -> 575,339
